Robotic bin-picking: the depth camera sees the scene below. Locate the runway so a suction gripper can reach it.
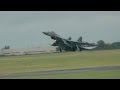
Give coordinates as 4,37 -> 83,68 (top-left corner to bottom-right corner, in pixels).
0,66 -> 120,78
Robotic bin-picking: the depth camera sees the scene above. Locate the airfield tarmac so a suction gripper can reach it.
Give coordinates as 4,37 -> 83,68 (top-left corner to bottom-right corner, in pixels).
0,65 -> 120,78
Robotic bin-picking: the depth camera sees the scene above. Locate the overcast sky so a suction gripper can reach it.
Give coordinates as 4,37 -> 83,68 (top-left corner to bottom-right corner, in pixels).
0,11 -> 120,48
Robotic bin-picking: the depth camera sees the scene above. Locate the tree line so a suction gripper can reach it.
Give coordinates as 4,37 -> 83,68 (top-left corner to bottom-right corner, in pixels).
94,40 -> 120,50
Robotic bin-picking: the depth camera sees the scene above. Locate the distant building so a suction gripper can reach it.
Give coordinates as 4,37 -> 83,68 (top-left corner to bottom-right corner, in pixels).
0,47 -> 57,56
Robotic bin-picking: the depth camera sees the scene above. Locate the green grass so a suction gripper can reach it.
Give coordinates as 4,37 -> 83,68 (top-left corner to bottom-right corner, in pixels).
0,49 -> 120,78
2,70 -> 120,79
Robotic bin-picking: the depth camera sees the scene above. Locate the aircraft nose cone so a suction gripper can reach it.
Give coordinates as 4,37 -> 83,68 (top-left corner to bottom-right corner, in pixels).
43,32 -> 48,35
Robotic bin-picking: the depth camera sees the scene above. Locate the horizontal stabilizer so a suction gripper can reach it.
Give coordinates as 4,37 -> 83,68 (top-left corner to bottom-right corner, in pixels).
81,46 -> 97,50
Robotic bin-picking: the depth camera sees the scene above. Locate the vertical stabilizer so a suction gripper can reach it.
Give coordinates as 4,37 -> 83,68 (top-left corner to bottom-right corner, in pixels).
77,36 -> 82,42
68,37 -> 72,40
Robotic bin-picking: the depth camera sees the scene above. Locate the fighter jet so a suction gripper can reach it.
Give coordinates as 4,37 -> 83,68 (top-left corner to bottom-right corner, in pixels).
43,31 -> 96,52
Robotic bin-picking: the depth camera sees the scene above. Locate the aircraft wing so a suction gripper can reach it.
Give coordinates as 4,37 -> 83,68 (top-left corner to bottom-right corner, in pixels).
51,37 -> 72,48
63,38 -> 90,45
55,36 -> 96,49
62,39 -> 73,47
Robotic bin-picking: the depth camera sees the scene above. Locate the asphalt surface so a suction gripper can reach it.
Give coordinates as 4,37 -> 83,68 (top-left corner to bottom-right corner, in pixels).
0,66 -> 120,78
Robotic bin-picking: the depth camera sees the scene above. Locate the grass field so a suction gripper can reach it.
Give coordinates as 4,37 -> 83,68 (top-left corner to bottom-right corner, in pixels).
0,49 -> 120,79
2,70 -> 120,79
